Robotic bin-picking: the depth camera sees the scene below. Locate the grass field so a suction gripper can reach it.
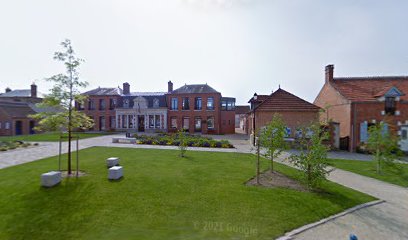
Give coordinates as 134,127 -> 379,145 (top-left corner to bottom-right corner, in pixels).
0,132 -> 111,142
0,148 -> 375,240
328,158 -> 408,187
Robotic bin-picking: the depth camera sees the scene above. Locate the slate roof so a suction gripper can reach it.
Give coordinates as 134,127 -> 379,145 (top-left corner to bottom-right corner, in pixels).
0,89 -> 32,97
83,87 -> 122,96
330,77 -> 408,101
0,101 -> 37,118
235,105 -> 250,114
247,94 -> 269,103
117,93 -> 167,108
253,88 -> 320,112
171,84 -> 219,94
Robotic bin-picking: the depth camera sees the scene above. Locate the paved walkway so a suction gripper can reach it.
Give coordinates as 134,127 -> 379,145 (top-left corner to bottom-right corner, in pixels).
276,152 -> 408,240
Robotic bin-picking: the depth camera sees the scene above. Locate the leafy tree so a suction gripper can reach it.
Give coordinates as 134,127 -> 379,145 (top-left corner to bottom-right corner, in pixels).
366,122 -> 400,174
30,39 -> 93,175
177,129 -> 188,157
290,123 -> 330,189
259,114 -> 287,173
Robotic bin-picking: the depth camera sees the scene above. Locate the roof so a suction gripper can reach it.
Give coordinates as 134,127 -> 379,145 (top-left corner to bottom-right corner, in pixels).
83,87 -> 122,96
253,88 -> 321,112
331,77 -> 408,101
248,94 -> 269,103
117,94 -> 167,108
235,105 -> 250,114
0,89 -> 32,97
0,101 -> 37,118
171,84 -> 219,94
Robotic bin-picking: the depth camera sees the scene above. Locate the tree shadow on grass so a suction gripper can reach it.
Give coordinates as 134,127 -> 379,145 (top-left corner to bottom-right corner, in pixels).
5,178 -> 95,239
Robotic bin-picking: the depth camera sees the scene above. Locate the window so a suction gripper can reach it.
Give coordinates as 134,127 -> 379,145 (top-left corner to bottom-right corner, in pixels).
155,115 -> 161,128
385,97 -> 396,115
171,98 -> 178,110
153,98 -> 160,108
195,97 -> 202,110
195,117 -> 202,131
402,129 -> 408,140
5,122 -> 10,129
99,116 -> 106,130
221,101 -> 227,111
77,101 -> 84,110
227,101 -> 234,111
110,116 -> 116,129
99,99 -> 106,110
183,117 -> 190,130
207,117 -> 215,129
171,117 -> 177,129
207,97 -> 214,110
182,97 -> 190,110
149,115 -> 155,128
88,100 -> 95,110
124,99 -> 130,108
109,99 -> 116,110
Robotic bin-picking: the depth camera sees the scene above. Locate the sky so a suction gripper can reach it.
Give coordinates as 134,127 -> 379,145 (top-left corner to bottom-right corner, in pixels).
0,0 -> 407,105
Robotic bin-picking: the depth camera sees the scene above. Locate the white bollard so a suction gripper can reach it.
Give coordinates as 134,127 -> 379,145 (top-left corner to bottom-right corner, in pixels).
107,157 -> 119,168
41,171 -> 62,187
108,166 -> 123,180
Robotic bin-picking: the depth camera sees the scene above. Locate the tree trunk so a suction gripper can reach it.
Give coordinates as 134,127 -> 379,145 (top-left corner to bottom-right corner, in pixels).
376,148 -> 380,174
256,143 -> 260,185
270,153 -> 274,173
67,66 -> 73,175
307,163 -> 311,188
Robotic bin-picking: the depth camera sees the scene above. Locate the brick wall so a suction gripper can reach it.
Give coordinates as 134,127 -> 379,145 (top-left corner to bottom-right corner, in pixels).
81,95 -> 119,131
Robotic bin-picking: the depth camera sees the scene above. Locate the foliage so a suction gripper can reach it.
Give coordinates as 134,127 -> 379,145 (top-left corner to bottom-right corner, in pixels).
290,123 -> 331,189
29,39 -> 93,174
0,141 -> 32,152
177,130 -> 188,157
0,147 -> 375,239
133,133 -> 234,149
366,122 -> 402,174
259,114 -> 287,173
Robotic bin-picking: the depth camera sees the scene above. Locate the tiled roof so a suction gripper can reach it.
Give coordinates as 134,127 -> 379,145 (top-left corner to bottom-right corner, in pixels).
331,77 -> 408,101
83,87 -> 122,96
254,88 -> 320,112
0,89 -> 32,97
235,105 -> 250,114
171,84 -> 219,94
0,101 -> 37,118
248,94 -> 269,103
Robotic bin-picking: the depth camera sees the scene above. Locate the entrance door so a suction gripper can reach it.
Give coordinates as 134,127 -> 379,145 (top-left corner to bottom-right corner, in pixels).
15,121 -> 22,135
400,125 -> 408,151
138,116 -> 145,132
29,121 -> 35,134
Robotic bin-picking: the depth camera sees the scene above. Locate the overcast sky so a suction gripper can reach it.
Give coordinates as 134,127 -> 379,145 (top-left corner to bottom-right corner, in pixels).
1,0 -> 407,104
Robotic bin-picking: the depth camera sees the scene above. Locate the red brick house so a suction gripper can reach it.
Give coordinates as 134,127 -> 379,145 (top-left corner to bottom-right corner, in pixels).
314,64 -> 408,152
166,81 -> 236,134
246,88 -> 321,143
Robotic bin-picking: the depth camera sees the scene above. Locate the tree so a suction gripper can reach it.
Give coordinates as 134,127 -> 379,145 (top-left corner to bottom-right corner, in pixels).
366,122 -> 400,174
259,114 -> 287,173
290,123 -> 330,189
30,39 -> 93,175
177,129 -> 188,157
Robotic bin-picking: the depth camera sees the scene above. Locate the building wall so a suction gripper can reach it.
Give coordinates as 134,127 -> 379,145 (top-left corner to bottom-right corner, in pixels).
220,111 -> 235,134
0,112 -> 12,136
314,82 -> 351,138
166,92 -> 224,134
0,117 -> 36,136
81,95 -> 119,131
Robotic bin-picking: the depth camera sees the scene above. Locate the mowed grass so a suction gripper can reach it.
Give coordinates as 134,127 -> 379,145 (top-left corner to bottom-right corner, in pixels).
328,158 -> 408,187
0,148 -> 375,240
0,132 -> 111,142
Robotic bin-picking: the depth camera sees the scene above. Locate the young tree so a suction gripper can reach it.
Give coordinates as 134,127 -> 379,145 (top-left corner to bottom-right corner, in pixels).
366,122 -> 400,174
259,114 -> 287,173
290,123 -> 330,189
177,129 -> 188,157
30,39 -> 93,175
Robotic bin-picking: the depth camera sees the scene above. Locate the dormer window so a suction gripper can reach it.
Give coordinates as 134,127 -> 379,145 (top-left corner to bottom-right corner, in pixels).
124,99 -> 129,108
153,98 -> 159,108
385,97 -> 396,115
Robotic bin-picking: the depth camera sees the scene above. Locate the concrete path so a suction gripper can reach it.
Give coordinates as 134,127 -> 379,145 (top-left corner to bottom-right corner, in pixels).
276,152 -> 408,240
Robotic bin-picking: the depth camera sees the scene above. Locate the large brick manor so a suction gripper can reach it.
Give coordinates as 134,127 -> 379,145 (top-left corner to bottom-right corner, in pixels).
78,81 -> 236,134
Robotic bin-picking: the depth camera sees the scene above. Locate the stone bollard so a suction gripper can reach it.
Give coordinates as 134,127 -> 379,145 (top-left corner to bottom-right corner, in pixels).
108,166 -> 123,180
41,171 -> 61,187
107,157 -> 120,168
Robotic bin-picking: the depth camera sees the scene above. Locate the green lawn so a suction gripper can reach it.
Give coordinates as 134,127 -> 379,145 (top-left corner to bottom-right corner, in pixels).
328,158 -> 408,187
0,148 -> 375,240
0,132 -> 111,142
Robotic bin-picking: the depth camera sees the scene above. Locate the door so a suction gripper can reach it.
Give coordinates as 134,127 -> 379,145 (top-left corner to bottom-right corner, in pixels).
15,121 -> 22,135
399,125 -> 408,151
29,121 -> 35,134
138,116 -> 145,132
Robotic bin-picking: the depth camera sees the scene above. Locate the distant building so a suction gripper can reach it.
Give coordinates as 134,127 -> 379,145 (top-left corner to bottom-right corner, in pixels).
0,83 -> 41,103
247,88 -> 320,143
314,64 -> 408,152
235,105 -> 250,130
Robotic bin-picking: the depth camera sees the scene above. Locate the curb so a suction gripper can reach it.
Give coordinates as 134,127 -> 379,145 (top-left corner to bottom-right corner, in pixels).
275,199 -> 385,240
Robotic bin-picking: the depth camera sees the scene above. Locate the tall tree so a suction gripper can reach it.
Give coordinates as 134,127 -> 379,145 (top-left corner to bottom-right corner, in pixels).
259,114 -> 287,173
30,39 -> 93,174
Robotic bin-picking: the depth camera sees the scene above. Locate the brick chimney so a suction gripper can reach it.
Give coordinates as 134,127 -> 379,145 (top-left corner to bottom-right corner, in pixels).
123,82 -> 130,95
5,87 -> 11,93
325,64 -> 334,83
31,83 -> 37,98
168,81 -> 173,92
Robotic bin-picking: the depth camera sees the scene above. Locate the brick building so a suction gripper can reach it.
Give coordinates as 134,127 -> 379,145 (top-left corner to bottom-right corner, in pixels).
246,88 -> 320,143
0,84 -> 42,136
314,64 -> 408,152
166,82 -> 236,134
235,105 -> 250,131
